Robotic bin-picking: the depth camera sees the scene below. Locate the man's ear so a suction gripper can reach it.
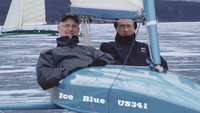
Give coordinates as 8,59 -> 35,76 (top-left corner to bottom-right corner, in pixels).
115,27 -> 118,32
57,25 -> 60,31
58,25 -> 61,33
57,25 -> 62,34
134,21 -> 137,29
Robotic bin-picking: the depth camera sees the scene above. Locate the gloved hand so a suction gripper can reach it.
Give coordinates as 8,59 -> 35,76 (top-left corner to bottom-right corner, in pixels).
69,67 -> 84,74
92,58 -> 107,66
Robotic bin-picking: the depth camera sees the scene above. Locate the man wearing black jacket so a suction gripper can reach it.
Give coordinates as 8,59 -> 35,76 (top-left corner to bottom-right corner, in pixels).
100,19 -> 168,70
36,14 -> 115,90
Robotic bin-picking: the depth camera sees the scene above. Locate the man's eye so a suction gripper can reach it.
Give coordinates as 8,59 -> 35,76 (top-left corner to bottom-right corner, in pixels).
65,25 -> 70,27
119,25 -> 125,28
127,25 -> 132,28
72,25 -> 77,28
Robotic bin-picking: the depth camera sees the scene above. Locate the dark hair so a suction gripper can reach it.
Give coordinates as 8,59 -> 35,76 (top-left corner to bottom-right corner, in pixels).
59,14 -> 79,24
114,19 -> 137,29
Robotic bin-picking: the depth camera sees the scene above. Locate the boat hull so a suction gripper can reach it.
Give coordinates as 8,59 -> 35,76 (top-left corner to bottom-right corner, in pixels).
1,30 -> 58,35
50,66 -> 200,113
0,103 -> 61,110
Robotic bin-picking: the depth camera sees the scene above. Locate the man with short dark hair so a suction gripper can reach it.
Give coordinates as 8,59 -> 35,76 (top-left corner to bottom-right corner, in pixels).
100,19 -> 168,70
36,14 -> 115,90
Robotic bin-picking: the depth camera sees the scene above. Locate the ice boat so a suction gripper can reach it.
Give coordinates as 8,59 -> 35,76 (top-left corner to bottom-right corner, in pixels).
1,0 -> 58,35
51,66 -> 200,113
0,0 -> 200,113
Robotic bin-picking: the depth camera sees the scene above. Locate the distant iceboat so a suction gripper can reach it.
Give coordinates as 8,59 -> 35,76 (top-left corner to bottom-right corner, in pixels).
1,0 -> 58,35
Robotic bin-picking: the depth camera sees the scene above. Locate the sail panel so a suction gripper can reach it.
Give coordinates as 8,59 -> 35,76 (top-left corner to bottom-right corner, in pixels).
3,0 -> 46,31
22,0 -> 46,25
70,0 -> 144,19
3,0 -> 21,29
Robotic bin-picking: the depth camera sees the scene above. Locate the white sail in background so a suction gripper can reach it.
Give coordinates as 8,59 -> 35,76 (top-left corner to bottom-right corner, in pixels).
3,0 -> 21,30
3,0 -> 46,30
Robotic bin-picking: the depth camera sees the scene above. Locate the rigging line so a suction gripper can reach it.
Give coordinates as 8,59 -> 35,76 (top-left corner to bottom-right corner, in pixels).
84,16 -> 91,46
88,17 -> 92,46
86,16 -> 92,46
107,22 -> 141,113
80,16 -> 92,46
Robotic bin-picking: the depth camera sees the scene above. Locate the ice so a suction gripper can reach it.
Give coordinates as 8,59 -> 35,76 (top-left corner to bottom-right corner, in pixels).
0,22 -> 200,106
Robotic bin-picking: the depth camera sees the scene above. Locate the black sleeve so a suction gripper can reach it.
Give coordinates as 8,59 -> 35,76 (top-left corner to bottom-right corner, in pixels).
91,46 -> 115,66
100,43 -> 116,57
139,42 -> 168,70
100,43 -> 122,65
36,51 -> 70,90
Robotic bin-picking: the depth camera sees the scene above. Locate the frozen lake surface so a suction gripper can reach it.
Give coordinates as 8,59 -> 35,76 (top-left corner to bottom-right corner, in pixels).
0,22 -> 200,113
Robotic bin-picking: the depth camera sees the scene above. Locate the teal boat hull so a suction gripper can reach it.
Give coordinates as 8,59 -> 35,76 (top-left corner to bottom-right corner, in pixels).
50,66 -> 200,113
0,103 -> 61,110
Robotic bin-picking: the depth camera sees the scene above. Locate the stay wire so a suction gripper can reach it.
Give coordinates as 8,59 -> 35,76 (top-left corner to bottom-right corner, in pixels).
107,23 -> 141,113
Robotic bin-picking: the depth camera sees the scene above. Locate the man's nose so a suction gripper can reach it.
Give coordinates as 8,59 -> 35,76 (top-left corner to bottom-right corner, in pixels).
124,27 -> 129,31
68,26 -> 73,30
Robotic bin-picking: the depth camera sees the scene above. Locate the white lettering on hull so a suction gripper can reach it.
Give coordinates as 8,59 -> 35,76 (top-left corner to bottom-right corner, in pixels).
59,93 -> 73,100
118,100 -> 148,109
83,96 -> 105,104
58,93 -> 148,110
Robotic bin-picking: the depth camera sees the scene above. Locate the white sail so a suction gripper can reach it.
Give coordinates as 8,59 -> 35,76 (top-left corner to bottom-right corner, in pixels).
70,0 -> 144,19
22,0 -> 46,26
3,0 -> 46,30
3,0 -> 21,29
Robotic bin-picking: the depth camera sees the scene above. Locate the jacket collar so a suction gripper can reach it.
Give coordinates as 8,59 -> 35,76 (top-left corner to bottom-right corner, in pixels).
115,33 -> 136,45
56,36 -> 79,48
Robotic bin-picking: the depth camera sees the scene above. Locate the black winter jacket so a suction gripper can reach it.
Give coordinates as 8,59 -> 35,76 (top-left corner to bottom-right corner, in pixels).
100,33 -> 168,70
36,36 -> 115,90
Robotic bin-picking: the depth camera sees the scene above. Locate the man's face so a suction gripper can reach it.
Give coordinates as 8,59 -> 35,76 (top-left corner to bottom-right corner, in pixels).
58,18 -> 79,38
116,19 -> 135,36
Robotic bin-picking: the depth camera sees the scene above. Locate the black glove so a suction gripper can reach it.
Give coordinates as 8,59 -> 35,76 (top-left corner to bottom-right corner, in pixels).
92,58 -> 107,66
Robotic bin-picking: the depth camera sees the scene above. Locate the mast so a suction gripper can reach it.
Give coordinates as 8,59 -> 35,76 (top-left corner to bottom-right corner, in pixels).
143,0 -> 164,72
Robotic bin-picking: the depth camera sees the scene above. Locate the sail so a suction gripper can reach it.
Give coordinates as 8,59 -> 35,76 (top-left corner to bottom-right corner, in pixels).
22,0 -> 46,26
70,0 -> 144,19
3,0 -> 21,29
3,0 -> 46,30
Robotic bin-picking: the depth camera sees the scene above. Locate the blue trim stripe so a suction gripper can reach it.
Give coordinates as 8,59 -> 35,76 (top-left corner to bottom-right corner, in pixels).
70,7 -> 143,19
0,103 -> 61,110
